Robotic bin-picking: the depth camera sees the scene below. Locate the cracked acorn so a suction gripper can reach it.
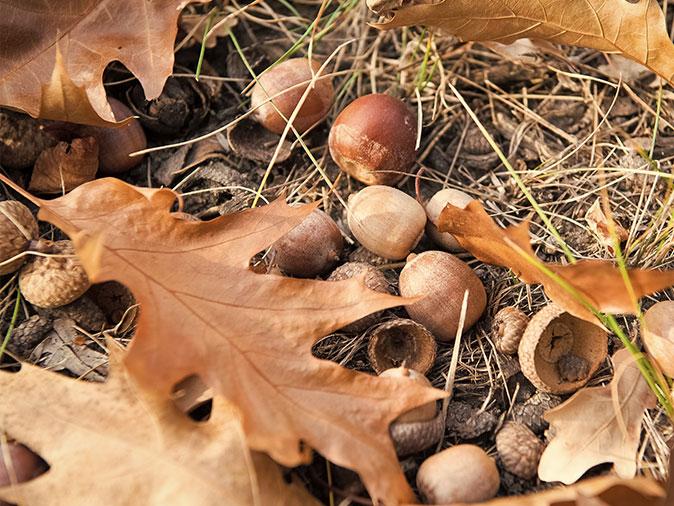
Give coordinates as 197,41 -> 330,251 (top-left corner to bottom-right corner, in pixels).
379,367 -> 443,456
251,57 -> 335,135
518,303 -> 608,394
19,240 -> 91,309
329,93 -> 417,186
0,200 -> 39,276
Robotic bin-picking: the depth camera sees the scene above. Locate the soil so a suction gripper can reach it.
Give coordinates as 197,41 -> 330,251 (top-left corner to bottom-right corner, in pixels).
1,1 -> 673,504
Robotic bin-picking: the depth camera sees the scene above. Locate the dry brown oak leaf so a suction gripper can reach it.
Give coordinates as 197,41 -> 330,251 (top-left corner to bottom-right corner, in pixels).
4,177 -> 445,506
449,476 -> 664,506
0,344 -> 319,506
0,0 -> 206,126
538,349 -> 656,484
438,202 -> 674,324
377,0 -> 674,84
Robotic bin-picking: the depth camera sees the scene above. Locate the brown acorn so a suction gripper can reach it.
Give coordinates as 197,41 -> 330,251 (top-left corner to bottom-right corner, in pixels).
329,94 -> 417,186
425,188 -> 474,252
19,240 -> 91,308
271,209 -> 343,278
0,201 -> 39,276
251,58 -> 334,135
399,251 -> 487,341
380,367 -> 443,456
81,97 -> 147,174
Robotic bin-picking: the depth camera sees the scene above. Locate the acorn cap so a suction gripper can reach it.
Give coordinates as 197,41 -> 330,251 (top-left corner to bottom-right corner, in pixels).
19,240 -> 91,309
496,421 -> 544,479
390,411 -> 444,456
642,301 -> 674,377
368,318 -> 436,374
518,303 -> 608,394
492,306 -> 529,355
0,200 -> 39,275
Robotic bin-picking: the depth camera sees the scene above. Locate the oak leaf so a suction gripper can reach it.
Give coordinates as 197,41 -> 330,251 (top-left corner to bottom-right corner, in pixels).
29,137 -> 98,194
438,201 -> 674,324
1,176 -> 444,505
376,0 -> 674,84
538,349 -> 656,484
451,476 -> 664,506
0,343 -> 311,506
0,0 -> 205,126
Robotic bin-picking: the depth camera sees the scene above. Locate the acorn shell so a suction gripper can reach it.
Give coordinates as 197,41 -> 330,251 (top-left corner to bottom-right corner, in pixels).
347,186 -> 426,260
642,301 -> 674,377
399,251 -> 487,341
368,318 -> 436,374
425,188 -> 474,252
272,209 -> 343,278
251,58 -> 334,135
518,304 -> 608,394
19,240 -> 91,308
0,201 -> 39,276
327,262 -> 392,332
329,94 -> 417,186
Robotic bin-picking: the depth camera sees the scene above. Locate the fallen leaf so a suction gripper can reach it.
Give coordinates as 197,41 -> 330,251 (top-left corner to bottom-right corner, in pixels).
376,0 -> 674,85
0,0 -> 206,126
1,176 -> 445,505
29,137 -> 98,194
450,476 -> 664,506
0,343 -> 261,505
584,199 -> 629,255
438,201 -> 674,324
180,13 -> 238,48
538,349 -> 656,484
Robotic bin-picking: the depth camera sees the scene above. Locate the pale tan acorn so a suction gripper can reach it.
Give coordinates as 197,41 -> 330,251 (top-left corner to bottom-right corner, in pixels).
399,251 -> 487,341
416,444 -> 500,504
347,186 -> 426,260
0,201 -> 39,276
425,188 -> 474,252
19,240 -> 91,308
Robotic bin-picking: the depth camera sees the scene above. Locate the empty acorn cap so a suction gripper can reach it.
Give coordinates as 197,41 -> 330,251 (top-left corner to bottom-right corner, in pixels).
642,301 -> 674,377
518,303 -> 608,394
368,318 -> 436,375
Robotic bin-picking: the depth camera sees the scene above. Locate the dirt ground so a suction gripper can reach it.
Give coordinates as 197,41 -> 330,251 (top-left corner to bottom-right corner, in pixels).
1,1 -> 673,504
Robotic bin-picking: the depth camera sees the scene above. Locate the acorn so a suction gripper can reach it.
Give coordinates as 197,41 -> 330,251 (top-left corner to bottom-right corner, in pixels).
81,97 -> 147,174
425,188 -> 474,252
329,94 -> 417,186
642,301 -> 674,377
399,251 -> 487,341
347,186 -> 426,260
251,58 -> 334,135
518,303 -> 608,393
271,209 -> 343,278
416,445 -> 500,504
368,318 -> 436,375
19,240 -> 91,308
0,201 -> 39,276
496,421 -> 544,479
492,306 -> 529,355
380,367 -> 443,456
327,262 -> 392,332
